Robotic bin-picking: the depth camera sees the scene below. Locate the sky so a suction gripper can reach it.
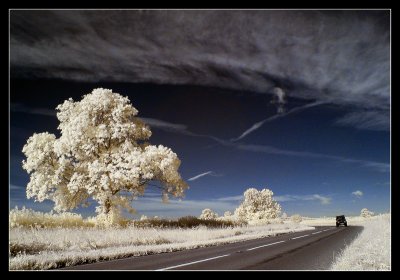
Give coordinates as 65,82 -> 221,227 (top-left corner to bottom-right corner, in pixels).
9,10 -> 390,218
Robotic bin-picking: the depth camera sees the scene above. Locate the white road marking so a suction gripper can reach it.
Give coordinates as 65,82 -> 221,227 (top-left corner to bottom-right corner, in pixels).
291,234 -> 310,240
312,231 -> 323,235
156,228 -> 333,270
155,254 -> 231,271
246,240 -> 286,251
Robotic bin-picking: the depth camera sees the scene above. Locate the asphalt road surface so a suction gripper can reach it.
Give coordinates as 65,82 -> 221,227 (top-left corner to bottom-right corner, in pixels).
62,226 -> 363,270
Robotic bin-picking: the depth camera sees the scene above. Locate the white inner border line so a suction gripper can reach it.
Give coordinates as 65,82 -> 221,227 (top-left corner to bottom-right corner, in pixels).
246,240 -> 286,251
155,254 -> 230,271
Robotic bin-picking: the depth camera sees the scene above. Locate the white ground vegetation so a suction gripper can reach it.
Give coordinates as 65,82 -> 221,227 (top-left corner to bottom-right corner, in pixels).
331,214 -> 390,271
9,208 -> 313,270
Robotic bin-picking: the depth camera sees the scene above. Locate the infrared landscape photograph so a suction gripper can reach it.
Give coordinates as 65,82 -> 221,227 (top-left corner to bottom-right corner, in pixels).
9,9 -> 390,270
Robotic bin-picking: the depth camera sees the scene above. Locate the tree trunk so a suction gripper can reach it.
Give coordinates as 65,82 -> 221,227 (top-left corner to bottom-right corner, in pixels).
104,198 -> 111,214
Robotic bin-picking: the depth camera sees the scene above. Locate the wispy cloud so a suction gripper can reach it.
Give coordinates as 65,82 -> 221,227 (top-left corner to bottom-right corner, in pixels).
335,110 -> 389,131
10,103 -> 191,133
275,194 -> 331,205
233,142 -> 390,173
231,120 -> 265,142
156,123 -> 389,174
215,195 -> 243,202
10,103 -> 56,117
352,190 -> 363,198
216,193 -> 331,205
312,194 -> 332,205
187,171 -> 222,181
11,103 -> 389,173
10,184 -> 24,190
375,181 -> 390,187
140,117 -> 391,174
231,101 -> 326,142
343,159 -> 390,173
140,117 -> 188,132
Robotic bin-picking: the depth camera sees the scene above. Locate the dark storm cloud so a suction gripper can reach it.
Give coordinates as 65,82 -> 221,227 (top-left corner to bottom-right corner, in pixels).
10,10 -> 390,127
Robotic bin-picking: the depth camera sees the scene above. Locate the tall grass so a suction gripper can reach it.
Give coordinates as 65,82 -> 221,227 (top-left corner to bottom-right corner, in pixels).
9,207 -> 95,228
9,208 -> 240,229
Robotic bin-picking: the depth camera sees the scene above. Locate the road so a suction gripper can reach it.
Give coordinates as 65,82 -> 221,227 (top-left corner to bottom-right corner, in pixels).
62,226 -> 363,270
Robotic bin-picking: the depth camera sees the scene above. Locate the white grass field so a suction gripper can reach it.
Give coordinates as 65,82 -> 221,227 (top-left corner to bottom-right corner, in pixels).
9,211 -> 313,270
9,208 -> 390,270
331,214 -> 391,271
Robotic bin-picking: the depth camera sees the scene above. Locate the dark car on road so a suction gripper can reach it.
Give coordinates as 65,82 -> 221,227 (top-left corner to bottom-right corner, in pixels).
336,215 -> 347,227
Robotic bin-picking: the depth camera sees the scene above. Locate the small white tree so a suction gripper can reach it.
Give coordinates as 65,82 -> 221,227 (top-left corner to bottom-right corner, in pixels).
22,88 -> 188,226
234,188 -> 281,224
361,208 -> 374,218
200,208 -> 218,220
290,214 -> 302,223
224,211 -> 232,217
140,215 -> 148,221
281,212 -> 288,219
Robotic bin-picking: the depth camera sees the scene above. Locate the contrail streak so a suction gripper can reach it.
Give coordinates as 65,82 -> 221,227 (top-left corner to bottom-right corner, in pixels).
231,101 -> 326,142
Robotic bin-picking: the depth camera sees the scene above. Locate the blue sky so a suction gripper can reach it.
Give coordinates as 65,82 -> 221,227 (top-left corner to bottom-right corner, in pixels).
9,10 -> 390,218
10,81 -> 390,218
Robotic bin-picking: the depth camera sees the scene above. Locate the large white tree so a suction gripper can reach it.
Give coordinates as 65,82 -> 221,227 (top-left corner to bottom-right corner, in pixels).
22,88 -> 188,225
234,188 -> 281,224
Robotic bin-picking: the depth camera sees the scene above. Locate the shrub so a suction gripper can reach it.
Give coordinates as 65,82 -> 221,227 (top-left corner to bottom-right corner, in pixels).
224,211 -> 232,217
290,214 -> 302,223
361,208 -> 374,218
199,208 -> 219,220
132,216 -> 237,229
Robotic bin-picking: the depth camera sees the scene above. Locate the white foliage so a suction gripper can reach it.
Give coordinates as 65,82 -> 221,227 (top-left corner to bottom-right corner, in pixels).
22,88 -> 188,225
290,214 -> 302,223
360,208 -> 374,218
234,188 -> 281,225
199,208 -> 218,220
224,211 -> 232,217
140,215 -> 148,221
